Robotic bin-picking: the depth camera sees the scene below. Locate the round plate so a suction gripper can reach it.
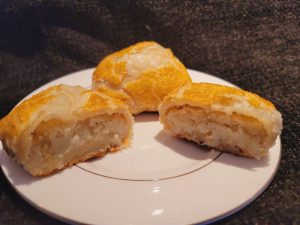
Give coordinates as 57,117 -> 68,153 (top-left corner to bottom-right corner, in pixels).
0,69 -> 281,225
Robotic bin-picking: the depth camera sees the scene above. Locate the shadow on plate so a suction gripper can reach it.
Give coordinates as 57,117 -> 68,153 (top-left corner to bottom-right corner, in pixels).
154,130 -> 220,161
134,112 -> 159,123
215,153 -> 271,171
155,130 -> 270,171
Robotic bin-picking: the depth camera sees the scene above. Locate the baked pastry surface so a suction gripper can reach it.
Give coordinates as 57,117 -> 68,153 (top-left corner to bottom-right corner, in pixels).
159,83 -> 282,158
0,85 -> 133,176
92,41 -> 191,114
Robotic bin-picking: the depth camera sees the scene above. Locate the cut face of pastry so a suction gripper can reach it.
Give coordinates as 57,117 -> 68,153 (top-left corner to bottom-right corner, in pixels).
159,83 -> 282,158
92,41 -> 191,114
0,85 -> 134,176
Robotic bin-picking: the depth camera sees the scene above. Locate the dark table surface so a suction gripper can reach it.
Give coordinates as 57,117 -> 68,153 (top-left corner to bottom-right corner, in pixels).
0,1 -> 299,224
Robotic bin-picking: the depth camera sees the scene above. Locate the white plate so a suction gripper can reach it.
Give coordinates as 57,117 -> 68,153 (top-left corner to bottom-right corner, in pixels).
0,69 -> 281,225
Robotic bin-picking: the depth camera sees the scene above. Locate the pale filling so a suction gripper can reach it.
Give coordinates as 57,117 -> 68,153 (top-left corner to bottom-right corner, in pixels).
122,44 -> 173,81
27,114 -> 129,175
165,106 -> 268,157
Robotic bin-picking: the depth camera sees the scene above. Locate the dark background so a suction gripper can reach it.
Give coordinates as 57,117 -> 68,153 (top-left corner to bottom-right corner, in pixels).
0,1 -> 299,224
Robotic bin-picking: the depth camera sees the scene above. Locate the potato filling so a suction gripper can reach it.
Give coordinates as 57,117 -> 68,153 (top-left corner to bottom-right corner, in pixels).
28,114 -> 129,174
165,105 -> 268,157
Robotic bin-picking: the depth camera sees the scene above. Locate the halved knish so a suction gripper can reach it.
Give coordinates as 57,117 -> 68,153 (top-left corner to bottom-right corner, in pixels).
0,85 -> 134,176
159,83 -> 282,158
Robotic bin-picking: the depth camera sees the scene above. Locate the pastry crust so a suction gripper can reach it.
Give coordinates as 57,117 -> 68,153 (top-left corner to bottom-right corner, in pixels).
92,41 -> 191,114
159,83 -> 282,158
0,85 -> 134,176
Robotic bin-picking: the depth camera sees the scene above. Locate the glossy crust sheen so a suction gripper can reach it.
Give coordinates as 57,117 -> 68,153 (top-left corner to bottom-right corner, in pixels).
0,85 -> 134,176
159,83 -> 282,158
92,41 -> 192,114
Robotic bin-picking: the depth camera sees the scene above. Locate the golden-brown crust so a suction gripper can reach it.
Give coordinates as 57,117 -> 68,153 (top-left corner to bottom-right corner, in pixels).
164,83 -> 275,110
0,87 -> 56,140
93,41 -> 158,84
92,41 -> 192,114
